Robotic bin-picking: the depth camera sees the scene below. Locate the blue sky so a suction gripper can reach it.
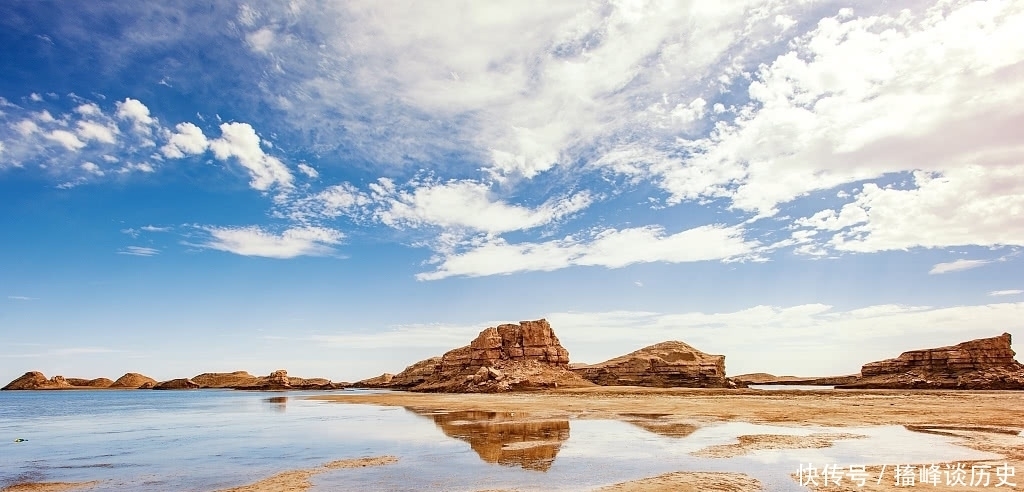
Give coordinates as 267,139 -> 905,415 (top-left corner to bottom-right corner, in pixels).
2,0 -> 1023,384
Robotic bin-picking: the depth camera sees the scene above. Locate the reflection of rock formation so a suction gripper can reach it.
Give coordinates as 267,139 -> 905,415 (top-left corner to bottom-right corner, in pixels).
264,396 -> 288,412
619,413 -> 698,438
418,410 -> 570,471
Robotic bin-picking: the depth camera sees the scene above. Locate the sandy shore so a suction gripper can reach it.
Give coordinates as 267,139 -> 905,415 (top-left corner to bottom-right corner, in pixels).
312,387 -> 1024,491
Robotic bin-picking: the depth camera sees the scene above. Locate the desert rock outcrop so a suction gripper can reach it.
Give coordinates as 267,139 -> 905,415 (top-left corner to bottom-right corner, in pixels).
2,371 -> 73,390
357,319 -> 592,392
572,341 -> 729,388
65,377 -> 115,388
153,378 -> 200,390
110,373 -> 158,389
837,333 -> 1024,389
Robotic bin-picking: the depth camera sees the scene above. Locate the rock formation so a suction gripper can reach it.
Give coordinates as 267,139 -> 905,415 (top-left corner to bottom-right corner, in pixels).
191,371 -> 258,388
572,341 -> 729,388
2,372 -> 73,390
65,377 -> 115,388
4,369 -> 340,391
357,319 -> 592,392
837,333 -> 1024,389
732,373 -> 860,386
110,373 -> 158,389
153,378 -> 200,390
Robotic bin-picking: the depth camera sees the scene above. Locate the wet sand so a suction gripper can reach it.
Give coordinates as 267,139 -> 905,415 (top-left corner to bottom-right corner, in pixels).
0,483 -> 98,492
215,456 -> 398,492
314,387 -> 1024,491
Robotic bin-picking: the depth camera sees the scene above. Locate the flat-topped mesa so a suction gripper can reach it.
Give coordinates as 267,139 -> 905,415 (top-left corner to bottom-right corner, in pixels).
861,333 -> 1019,376
573,341 -> 729,388
837,333 -> 1024,390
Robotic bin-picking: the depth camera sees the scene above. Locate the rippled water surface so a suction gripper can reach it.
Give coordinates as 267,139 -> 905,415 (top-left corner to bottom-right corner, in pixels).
0,390 -> 1005,491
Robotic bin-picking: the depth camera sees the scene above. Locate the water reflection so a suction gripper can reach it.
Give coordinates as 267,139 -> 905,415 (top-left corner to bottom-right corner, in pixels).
263,396 -> 288,412
620,413 -> 698,438
414,410 -> 570,471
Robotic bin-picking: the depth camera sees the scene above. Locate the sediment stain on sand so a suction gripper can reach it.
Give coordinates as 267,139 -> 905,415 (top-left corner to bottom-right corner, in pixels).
692,432 -> 867,458
215,456 -> 398,492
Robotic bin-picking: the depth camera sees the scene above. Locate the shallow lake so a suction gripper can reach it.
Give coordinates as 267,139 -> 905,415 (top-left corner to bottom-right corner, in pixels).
0,390 -> 1006,491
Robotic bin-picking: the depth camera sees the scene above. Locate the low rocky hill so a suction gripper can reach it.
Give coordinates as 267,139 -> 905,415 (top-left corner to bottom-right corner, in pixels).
572,341 -> 733,388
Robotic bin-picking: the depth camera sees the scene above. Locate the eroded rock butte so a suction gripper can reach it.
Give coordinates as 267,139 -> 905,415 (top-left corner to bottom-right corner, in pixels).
837,333 -> 1024,389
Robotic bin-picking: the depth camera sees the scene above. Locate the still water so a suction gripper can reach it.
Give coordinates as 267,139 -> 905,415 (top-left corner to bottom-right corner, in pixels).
0,390 -> 1004,491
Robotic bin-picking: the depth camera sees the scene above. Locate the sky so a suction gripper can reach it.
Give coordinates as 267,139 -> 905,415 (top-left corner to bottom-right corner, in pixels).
1,0 -> 1023,384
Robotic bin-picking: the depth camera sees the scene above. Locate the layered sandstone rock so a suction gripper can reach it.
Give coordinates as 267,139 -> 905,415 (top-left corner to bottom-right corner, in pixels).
110,373 -> 158,389
837,333 -> 1024,390
358,319 -> 591,392
572,341 -> 729,388
2,372 -> 74,390
153,378 -> 200,390
65,377 -> 115,388
861,333 -> 1018,376
191,371 -> 258,388
358,357 -> 443,389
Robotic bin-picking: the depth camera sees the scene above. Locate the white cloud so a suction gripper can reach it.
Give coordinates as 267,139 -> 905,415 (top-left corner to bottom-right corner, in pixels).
252,0 -> 772,178
80,162 -> 104,176
799,166 -> 1024,253
296,163 -> 319,179
115,98 -> 155,129
14,119 -> 39,136
377,180 -> 593,234
141,225 -> 171,232
74,103 -> 102,117
636,1 -> 1024,219
418,224 -> 756,280
7,295 -> 38,301
161,122 -> 209,158
634,281 -> 643,287
29,93 -> 43,102
76,120 -> 118,144
928,258 -> 991,275
116,162 -> 156,174
118,246 -> 160,256
208,122 -> 294,191
45,130 -> 86,151
989,289 -> 1023,297
198,225 -> 344,259
247,27 -> 276,53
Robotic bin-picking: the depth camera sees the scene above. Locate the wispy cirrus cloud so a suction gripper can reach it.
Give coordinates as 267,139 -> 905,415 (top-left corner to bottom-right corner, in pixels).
989,289 -> 1023,297
7,295 -> 38,301
118,246 -> 160,257
194,225 -> 344,259
928,259 -> 991,275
